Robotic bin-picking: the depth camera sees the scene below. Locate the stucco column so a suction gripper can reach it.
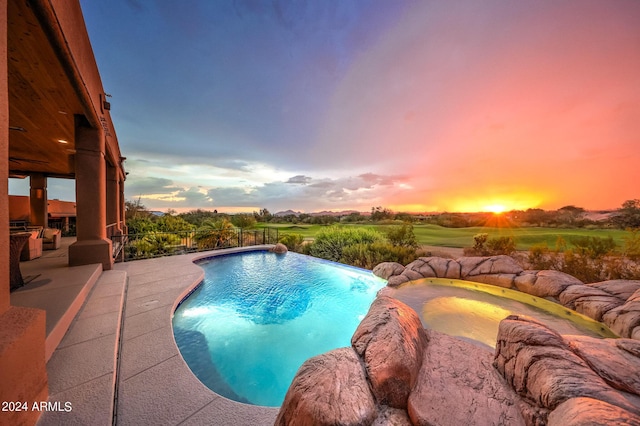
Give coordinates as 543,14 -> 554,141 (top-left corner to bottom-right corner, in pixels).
119,175 -> 127,234
68,123 -> 113,270
29,173 -> 48,228
1,0 -> 8,312
0,4 -> 48,425
106,163 -> 121,237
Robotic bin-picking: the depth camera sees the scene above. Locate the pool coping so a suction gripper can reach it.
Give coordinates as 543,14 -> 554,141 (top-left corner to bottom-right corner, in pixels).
114,245 -> 280,425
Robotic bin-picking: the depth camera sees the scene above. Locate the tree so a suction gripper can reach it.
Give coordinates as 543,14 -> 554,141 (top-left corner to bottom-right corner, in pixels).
521,208 -> 548,226
125,197 -> 149,220
195,219 -> 237,249
178,209 -> 220,227
614,199 -> 640,229
254,208 -> 272,222
231,214 -> 257,229
385,224 -> 418,248
341,212 -> 364,223
556,205 -> 586,226
394,212 -> 415,223
370,206 -> 394,222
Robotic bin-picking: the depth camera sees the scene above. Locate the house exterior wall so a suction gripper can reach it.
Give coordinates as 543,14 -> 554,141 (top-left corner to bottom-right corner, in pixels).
2,1 -> 126,423
1,2 -> 48,425
1,0 -> 8,312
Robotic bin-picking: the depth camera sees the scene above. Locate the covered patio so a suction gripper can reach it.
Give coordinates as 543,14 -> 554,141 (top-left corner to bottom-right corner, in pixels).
2,0 -> 126,424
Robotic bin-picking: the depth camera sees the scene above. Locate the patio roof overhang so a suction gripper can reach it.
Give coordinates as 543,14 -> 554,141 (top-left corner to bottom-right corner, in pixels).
2,2 -> 129,423
7,0 -> 125,180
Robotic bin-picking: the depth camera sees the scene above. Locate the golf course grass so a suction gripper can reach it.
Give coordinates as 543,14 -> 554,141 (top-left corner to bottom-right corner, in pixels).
258,223 -> 630,251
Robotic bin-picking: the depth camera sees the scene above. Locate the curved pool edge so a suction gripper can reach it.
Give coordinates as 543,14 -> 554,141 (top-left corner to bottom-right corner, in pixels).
172,249 -> 388,407
172,245 -> 276,314
114,246 -> 279,425
169,246 -> 283,411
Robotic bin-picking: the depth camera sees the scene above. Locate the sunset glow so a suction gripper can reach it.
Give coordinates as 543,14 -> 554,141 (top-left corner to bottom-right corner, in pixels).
484,205 -> 507,214
447,193 -> 543,214
38,1 -> 637,214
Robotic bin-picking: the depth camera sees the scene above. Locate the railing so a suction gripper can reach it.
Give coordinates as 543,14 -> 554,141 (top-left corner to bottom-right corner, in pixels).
110,227 -> 279,262
106,223 -> 120,239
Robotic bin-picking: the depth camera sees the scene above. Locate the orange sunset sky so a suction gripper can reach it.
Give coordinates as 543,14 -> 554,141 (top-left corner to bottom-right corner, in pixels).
11,1 -> 640,213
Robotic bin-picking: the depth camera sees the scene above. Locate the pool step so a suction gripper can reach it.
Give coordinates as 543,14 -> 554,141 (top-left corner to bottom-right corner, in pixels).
37,270 -> 128,426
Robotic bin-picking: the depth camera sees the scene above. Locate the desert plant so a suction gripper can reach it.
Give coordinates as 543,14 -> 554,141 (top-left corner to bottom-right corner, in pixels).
339,242 -> 419,269
127,231 -> 182,259
473,233 -> 488,253
278,233 -> 305,251
308,226 -> 383,262
485,236 -> 517,255
622,229 -> 640,261
195,219 -> 237,249
385,224 -> 418,248
568,236 -> 616,259
231,214 -> 257,229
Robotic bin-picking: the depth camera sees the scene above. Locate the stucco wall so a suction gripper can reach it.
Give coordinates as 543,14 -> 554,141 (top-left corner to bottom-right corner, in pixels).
1,0 -> 9,312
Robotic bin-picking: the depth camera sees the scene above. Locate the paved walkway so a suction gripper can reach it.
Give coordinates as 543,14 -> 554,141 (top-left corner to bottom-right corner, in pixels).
38,246 -> 279,426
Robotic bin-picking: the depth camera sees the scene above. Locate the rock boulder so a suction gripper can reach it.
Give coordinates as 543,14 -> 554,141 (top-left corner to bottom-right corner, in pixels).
548,397 -> 640,426
526,270 -> 584,299
602,299 -> 640,338
275,347 -> 377,426
588,280 -> 640,301
459,255 -> 523,278
373,262 -> 405,280
408,330 -> 525,426
567,336 -> 640,396
351,296 -> 428,408
494,315 -> 640,424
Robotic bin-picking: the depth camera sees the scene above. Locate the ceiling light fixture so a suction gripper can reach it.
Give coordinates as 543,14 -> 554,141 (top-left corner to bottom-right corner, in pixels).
57,139 -> 69,144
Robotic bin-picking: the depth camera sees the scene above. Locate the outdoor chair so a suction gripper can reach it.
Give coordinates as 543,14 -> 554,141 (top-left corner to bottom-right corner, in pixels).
20,228 -> 43,260
42,228 -> 62,250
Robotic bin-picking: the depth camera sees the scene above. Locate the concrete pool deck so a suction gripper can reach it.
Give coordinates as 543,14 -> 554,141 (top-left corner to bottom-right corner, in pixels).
37,246 -> 279,425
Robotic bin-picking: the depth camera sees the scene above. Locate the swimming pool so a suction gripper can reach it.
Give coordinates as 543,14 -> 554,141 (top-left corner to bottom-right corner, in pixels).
390,278 -> 617,349
172,250 -> 387,407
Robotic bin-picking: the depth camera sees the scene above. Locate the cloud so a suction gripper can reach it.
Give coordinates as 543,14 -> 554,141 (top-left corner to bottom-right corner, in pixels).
126,177 -> 177,196
286,175 -> 312,184
205,173 -> 408,211
88,0 -> 640,212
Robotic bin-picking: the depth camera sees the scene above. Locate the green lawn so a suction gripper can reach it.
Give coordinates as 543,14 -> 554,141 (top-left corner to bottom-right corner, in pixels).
258,223 -> 631,251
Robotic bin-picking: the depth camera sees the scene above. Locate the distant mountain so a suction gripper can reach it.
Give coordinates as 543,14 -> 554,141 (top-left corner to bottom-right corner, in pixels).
273,210 -> 302,217
273,209 -> 362,217
309,210 -> 360,217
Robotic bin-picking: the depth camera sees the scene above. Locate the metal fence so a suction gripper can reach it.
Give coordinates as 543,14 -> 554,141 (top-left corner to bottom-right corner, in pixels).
111,227 -> 279,262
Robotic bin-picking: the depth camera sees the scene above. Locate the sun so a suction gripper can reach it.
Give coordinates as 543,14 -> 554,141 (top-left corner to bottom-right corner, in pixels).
484,204 -> 507,214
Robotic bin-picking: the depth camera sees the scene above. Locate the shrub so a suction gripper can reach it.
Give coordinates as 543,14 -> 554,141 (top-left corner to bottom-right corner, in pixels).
561,249 -> 603,283
527,243 -> 559,270
339,242 -> 419,270
385,224 -> 418,248
622,229 -> 640,261
195,219 -> 237,249
486,236 -> 516,255
278,233 -> 305,251
473,233 -> 488,253
308,226 -> 383,262
568,236 -> 616,259
127,231 -> 181,259
526,234 -> 640,283
231,214 -> 257,229
466,234 -> 515,256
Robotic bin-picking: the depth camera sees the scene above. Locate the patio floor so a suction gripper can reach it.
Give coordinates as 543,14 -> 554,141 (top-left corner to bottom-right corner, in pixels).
14,242 -> 278,425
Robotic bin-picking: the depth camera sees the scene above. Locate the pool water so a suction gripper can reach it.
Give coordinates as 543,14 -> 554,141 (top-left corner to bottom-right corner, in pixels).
391,278 -> 617,350
172,251 -> 387,407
